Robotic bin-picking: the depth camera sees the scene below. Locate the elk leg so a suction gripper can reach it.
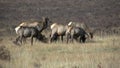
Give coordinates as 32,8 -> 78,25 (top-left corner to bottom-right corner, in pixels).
82,37 -> 86,43
13,36 -> 20,45
22,37 -> 27,44
50,35 -> 53,43
61,36 -> 63,42
80,37 -> 82,43
71,35 -> 74,43
66,34 -> 70,43
50,38 -> 52,43
75,37 -> 78,42
31,36 -> 34,45
50,33 -> 57,43
80,35 -> 86,43
19,36 -> 23,45
66,35 -> 69,43
15,36 -> 20,43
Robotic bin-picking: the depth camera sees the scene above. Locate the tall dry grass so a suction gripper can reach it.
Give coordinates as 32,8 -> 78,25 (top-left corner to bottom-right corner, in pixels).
0,35 -> 120,68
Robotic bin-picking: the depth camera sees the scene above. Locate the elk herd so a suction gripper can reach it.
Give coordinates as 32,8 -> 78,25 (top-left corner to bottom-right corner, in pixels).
13,17 -> 94,45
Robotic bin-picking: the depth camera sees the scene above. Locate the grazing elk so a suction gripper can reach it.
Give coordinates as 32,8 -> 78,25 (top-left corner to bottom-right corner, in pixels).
68,21 -> 94,39
14,17 -> 49,45
66,26 -> 89,43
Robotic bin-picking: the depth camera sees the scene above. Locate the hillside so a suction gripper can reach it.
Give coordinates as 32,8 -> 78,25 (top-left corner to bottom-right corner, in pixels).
0,0 -> 120,35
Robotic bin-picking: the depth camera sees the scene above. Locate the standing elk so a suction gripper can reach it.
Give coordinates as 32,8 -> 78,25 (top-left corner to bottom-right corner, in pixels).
15,17 -> 49,34
50,23 -> 70,43
14,17 -> 49,45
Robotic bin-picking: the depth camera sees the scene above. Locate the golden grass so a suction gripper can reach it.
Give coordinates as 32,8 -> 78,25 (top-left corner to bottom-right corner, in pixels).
0,35 -> 120,68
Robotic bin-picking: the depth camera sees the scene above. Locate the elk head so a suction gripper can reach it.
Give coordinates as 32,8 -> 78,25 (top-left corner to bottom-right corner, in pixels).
39,17 -> 49,33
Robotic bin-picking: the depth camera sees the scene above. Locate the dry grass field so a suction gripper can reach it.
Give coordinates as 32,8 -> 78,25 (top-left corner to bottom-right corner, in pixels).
0,0 -> 120,68
0,35 -> 120,68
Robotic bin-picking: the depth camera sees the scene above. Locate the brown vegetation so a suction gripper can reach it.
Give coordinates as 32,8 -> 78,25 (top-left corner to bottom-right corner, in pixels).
0,45 -> 10,61
0,0 -> 120,68
0,36 -> 120,68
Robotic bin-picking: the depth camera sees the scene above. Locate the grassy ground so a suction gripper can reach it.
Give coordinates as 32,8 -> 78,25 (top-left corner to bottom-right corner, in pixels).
0,35 -> 120,68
